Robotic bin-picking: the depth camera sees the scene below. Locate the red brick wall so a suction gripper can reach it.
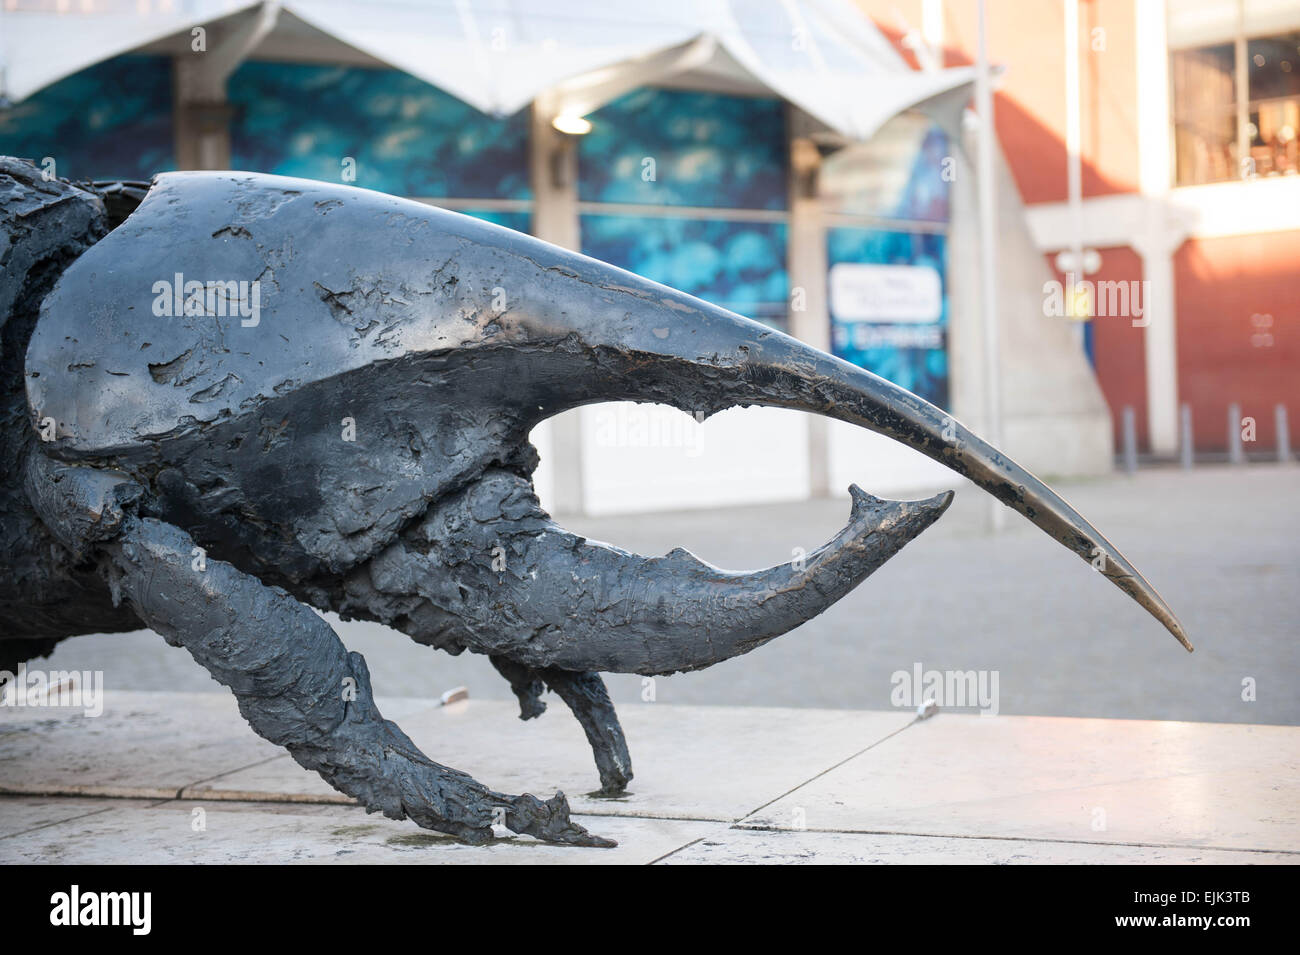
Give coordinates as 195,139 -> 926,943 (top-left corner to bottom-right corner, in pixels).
1175,231 -> 1300,452
859,0 -> 1140,205
856,2 -> 1299,457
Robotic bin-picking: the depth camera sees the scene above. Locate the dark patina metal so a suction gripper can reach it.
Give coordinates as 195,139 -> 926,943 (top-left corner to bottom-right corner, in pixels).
0,158 -> 1190,846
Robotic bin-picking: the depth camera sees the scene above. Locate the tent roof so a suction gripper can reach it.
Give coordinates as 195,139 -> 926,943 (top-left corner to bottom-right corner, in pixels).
0,0 -> 974,141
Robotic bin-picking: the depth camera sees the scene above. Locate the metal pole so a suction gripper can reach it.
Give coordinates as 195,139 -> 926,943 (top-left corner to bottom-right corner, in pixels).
1277,404 -> 1292,464
976,0 -> 1004,532
1228,402 -> 1244,465
1121,406 -> 1138,474
1180,403 -> 1194,470
1064,0 -> 1085,349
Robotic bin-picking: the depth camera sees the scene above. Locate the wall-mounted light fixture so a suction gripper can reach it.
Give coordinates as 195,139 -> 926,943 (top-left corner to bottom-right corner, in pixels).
551,113 -> 593,136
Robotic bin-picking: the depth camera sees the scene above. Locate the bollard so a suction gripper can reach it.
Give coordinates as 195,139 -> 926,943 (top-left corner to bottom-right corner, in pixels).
1228,402 -> 1245,465
1121,406 -> 1138,474
1180,403 -> 1194,470
1278,404 -> 1292,464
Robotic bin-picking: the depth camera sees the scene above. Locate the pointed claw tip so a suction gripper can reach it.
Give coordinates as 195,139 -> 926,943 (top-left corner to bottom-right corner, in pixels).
1124,578 -> 1192,652
930,489 -> 956,513
845,483 -> 880,522
1151,603 -> 1192,651
845,485 -> 955,527
903,488 -> 955,523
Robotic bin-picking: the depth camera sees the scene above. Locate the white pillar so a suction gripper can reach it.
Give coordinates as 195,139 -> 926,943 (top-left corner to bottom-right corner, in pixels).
1133,221 -> 1183,456
172,2 -> 280,170
1135,0 -> 1182,455
529,95 -> 585,513
787,108 -> 831,497
529,94 -> 580,250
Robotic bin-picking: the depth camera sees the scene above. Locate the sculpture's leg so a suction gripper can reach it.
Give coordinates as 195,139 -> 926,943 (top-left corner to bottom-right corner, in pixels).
107,517 -> 612,846
25,463 -> 613,847
489,654 -> 549,720
490,656 -> 632,796
538,669 -> 633,796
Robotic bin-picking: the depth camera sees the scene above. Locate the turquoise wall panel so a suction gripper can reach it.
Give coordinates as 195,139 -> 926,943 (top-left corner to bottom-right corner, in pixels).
229,62 -> 530,199
582,214 -> 788,327
579,88 -> 787,210
0,55 -> 174,181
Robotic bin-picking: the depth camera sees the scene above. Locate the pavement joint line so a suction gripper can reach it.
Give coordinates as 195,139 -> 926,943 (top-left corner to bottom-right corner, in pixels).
728,823 -> 1300,856
0,791 -> 739,827
4,793 -> 1295,857
0,798 -> 148,841
177,753 -> 291,798
0,790 -> 735,825
9,788 -> 1292,857
646,836 -> 709,865
736,714 -> 923,821
555,809 -> 734,822
0,784 -> 175,800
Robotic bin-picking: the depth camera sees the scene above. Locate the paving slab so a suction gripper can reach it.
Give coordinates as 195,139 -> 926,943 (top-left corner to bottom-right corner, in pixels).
0,692 -> 280,798
742,713 -> 1300,853
0,691 -> 430,799
0,796 -> 719,865
183,697 -> 914,821
0,795 -> 161,839
657,827 -> 1298,864
2,692 -> 1296,862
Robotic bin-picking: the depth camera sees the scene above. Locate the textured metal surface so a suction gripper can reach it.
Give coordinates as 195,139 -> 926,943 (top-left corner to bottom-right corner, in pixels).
3,162 -> 1190,845
0,158 -> 140,655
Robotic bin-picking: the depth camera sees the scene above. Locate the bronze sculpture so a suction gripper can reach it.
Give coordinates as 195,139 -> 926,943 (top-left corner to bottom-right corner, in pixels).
0,158 -> 1189,846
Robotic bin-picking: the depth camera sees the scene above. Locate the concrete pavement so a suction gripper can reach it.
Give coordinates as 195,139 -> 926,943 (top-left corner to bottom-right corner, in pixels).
1,692 -> 1295,863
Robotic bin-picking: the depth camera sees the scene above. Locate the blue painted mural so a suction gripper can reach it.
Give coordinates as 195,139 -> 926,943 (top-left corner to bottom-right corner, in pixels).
579,88 -> 787,210
827,227 -> 948,409
0,55 -> 174,181
228,62 -> 530,200
823,119 -> 950,223
582,215 -> 788,327
3,57 -> 949,405
455,209 -> 531,233
898,126 -> 951,223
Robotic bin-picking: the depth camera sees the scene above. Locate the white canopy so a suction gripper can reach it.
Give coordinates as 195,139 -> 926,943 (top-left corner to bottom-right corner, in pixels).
0,0 -> 974,141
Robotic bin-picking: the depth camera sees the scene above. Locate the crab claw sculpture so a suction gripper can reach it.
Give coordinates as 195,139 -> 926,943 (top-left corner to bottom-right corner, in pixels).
0,158 -> 1190,847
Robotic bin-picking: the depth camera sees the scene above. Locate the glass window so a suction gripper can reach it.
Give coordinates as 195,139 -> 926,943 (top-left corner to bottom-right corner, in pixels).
1247,32 -> 1300,176
580,215 -> 789,329
578,88 -> 787,210
819,113 -> 951,223
228,62 -> 531,200
1172,43 -> 1237,185
826,228 -> 948,409
451,209 -> 531,233
0,55 -> 174,181
1169,0 -> 1300,185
